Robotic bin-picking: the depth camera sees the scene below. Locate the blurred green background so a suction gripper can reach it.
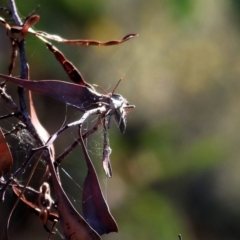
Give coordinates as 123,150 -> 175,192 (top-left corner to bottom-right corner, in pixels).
1,0 -> 240,239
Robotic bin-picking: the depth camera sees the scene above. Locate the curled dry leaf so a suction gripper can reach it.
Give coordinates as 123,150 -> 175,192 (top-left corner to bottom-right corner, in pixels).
0,127 -> 13,176
18,15 -> 40,42
9,20 -> 138,47
102,148 -> 112,178
11,185 -> 59,223
25,25 -> 138,46
38,182 -> 57,235
36,32 -> 138,46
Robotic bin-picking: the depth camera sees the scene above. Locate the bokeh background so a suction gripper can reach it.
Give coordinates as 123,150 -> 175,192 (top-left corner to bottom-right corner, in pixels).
1,0 -> 240,239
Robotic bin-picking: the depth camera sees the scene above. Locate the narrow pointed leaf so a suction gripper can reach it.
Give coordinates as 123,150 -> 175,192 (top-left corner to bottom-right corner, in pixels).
46,43 -> 89,87
0,128 -> 13,176
80,136 -> 118,235
47,151 -> 101,240
9,14 -> 138,47
0,74 -> 101,111
28,27 -> 138,46
38,32 -> 138,46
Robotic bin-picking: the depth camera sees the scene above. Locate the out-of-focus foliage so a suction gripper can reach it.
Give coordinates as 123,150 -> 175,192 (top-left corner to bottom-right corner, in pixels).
1,0 -> 240,239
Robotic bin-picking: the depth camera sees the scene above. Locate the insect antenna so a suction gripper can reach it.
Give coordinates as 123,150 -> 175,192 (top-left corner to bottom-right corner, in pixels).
93,74 -> 125,96
112,74 -> 125,94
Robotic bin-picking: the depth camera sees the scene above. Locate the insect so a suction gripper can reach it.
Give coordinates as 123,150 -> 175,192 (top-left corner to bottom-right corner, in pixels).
45,42 -> 135,133
0,14 -> 136,134
0,11 -> 136,179
0,74 -> 135,134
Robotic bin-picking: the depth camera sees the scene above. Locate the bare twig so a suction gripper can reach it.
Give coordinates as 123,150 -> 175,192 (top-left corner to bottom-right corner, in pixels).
5,151 -> 43,240
0,85 -> 44,147
55,116 -> 103,165
8,0 -> 29,118
0,150 -> 40,201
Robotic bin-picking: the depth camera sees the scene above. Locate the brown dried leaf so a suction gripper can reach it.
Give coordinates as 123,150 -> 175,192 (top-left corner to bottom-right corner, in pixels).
10,20 -> 138,47
41,32 -> 138,46
0,127 -> 13,176
29,28 -> 138,46
18,15 -> 40,42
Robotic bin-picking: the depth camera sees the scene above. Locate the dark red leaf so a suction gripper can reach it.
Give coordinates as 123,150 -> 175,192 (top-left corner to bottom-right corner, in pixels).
46,43 -> 89,87
18,15 -> 40,42
0,127 -> 13,176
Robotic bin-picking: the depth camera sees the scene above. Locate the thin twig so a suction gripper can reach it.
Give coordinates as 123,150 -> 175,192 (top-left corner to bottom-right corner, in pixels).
7,0 -> 22,25
0,112 -> 16,120
0,85 -> 44,147
55,116 -> 103,165
0,150 -> 39,201
34,106 -> 106,152
5,150 -> 43,240
8,0 -> 29,116
7,0 -> 28,77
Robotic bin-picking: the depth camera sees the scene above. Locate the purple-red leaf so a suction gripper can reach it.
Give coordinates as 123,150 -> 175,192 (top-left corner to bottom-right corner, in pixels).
0,74 -> 101,111
47,151 -> 101,240
0,127 -> 13,176
81,137 -> 118,235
